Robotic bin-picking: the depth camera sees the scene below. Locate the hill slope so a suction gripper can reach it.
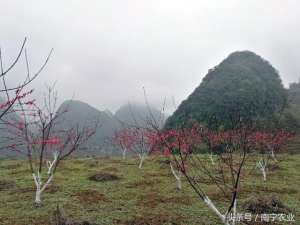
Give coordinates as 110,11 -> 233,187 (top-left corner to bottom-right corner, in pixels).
57,100 -> 119,154
0,98 -> 24,159
288,81 -> 300,120
56,101 -> 165,155
283,81 -> 300,152
165,51 -> 287,129
115,103 -> 165,128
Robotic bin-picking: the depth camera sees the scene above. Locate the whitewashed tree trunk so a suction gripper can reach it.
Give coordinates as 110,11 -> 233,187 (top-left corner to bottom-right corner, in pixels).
46,151 -> 58,175
232,199 -> 237,225
34,173 -> 42,204
170,162 -> 182,190
32,172 -> 53,205
33,152 -> 57,204
257,160 -> 267,182
35,188 -> 41,204
267,145 -> 278,162
271,149 -> 275,158
210,152 -> 215,165
203,196 -> 229,225
270,148 -> 278,162
262,168 -> 267,182
202,196 -> 240,225
122,148 -> 127,160
138,154 -> 145,169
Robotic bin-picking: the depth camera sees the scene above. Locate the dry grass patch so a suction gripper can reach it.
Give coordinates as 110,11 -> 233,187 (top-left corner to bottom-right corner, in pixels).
244,186 -> 298,195
116,212 -> 184,225
45,184 -> 60,194
50,205 -> 96,225
0,163 -> 21,170
267,163 -> 281,171
72,190 -> 108,204
85,160 -> 100,168
137,192 -> 192,208
88,173 -> 120,182
206,187 -> 231,202
144,172 -> 170,178
108,159 -> 121,164
242,195 -> 292,214
101,167 -> 119,173
0,180 -> 16,191
125,179 -> 160,188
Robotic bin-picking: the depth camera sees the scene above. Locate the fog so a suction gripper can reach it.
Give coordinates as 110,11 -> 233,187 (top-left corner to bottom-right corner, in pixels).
1,0 -> 300,114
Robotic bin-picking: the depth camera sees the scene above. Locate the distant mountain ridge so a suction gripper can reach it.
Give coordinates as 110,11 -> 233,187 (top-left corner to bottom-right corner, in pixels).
56,100 -> 166,155
57,100 -> 118,150
114,103 -> 165,128
0,97 -> 166,158
0,97 -> 24,158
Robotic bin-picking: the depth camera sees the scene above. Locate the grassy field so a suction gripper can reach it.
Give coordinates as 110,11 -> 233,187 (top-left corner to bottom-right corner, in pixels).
0,154 -> 299,225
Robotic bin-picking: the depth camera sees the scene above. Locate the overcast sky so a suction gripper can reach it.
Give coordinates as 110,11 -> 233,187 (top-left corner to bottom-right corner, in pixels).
1,0 -> 300,114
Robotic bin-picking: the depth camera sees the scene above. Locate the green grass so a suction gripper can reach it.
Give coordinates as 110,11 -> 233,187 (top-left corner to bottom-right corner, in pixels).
0,154 -> 299,225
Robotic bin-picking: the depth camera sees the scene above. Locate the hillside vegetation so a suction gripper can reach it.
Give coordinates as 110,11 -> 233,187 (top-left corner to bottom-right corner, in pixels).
166,51 -> 288,129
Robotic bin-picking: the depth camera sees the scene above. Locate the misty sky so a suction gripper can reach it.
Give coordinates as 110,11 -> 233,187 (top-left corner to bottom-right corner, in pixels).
1,0 -> 300,114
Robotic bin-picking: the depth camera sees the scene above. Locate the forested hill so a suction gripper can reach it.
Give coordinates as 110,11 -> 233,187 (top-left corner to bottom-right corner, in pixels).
285,81 -> 300,149
288,81 -> 300,117
165,51 -> 288,129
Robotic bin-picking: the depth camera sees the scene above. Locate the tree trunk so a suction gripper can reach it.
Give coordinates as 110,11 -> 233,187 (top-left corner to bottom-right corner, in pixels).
261,167 -> 267,182
232,199 -> 237,225
176,175 -> 182,190
32,173 -> 53,205
257,160 -> 267,182
138,154 -> 145,169
170,162 -> 182,190
210,152 -> 215,165
47,151 -> 58,175
203,196 -> 229,225
271,149 -> 278,162
35,189 -> 41,205
122,149 -> 127,160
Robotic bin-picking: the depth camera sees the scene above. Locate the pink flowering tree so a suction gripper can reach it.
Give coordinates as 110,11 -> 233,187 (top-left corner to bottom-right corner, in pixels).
112,129 -> 135,160
148,123 -> 261,225
149,124 -> 204,190
147,123 -> 294,224
3,86 -> 96,205
129,127 -> 153,169
0,38 -> 52,122
113,127 -> 153,169
249,130 -> 293,182
142,90 -> 293,224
